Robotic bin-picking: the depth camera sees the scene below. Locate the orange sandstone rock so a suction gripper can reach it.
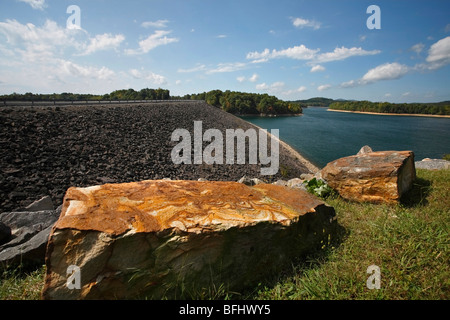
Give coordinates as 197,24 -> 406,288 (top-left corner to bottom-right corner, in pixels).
42,180 -> 337,300
321,150 -> 415,204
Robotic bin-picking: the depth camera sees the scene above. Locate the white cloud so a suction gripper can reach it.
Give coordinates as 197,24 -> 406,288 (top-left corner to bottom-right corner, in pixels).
17,0 -> 46,10
0,19 -> 125,93
236,73 -> 258,83
426,36 -> 450,69
362,62 -> 410,83
246,45 -> 380,64
317,84 -> 331,91
314,46 -> 380,63
283,86 -> 307,96
125,30 -> 178,55
310,65 -> 325,73
216,34 -> 227,38
249,73 -> 259,82
129,69 -> 167,85
205,62 -> 247,74
247,45 -> 319,61
59,59 -> 115,80
0,19 -> 81,53
177,64 -> 207,73
256,81 -> 285,93
292,17 -> 321,30
410,43 -> 425,54
141,20 -> 169,29
82,33 -> 125,55
340,62 -> 410,89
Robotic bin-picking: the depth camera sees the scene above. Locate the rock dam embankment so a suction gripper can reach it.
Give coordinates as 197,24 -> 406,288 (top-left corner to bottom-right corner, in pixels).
0,101 -> 313,213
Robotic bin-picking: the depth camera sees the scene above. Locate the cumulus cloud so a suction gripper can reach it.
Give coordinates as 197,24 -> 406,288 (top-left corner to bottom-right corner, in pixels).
82,33 -> 125,55
292,17 -> 321,30
314,46 -> 380,63
310,65 -> 325,72
317,84 -> 331,91
206,62 -> 247,74
339,62 -> 410,88
425,36 -> 450,69
125,30 -> 178,55
129,68 -> 167,85
410,43 -> 425,54
0,19 -> 125,93
236,73 -> 259,83
256,81 -> 285,93
283,86 -> 307,96
362,62 -> 410,83
339,37 -> 450,89
247,45 -> 319,62
59,59 -> 115,80
141,20 -> 169,28
247,44 -> 380,64
17,0 -> 46,10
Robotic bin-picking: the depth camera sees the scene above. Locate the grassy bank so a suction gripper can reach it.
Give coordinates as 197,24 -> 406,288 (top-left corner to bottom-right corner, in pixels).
252,168 -> 449,300
1,169 -> 448,300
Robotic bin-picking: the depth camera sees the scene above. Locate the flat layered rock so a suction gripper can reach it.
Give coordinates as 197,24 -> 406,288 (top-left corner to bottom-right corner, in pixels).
321,150 -> 415,204
42,180 -> 337,300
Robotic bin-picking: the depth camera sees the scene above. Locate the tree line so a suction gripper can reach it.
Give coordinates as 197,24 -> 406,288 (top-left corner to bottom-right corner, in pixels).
184,90 -> 303,115
0,88 -> 171,102
329,100 -> 450,116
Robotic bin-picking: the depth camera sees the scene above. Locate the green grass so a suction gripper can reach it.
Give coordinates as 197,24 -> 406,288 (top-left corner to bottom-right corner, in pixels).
251,169 -> 449,300
0,264 -> 46,300
0,169 -> 448,300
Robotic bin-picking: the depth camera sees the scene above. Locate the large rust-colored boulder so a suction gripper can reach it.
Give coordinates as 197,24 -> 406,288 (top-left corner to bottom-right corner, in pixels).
42,180 -> 337,300
321,150 -> 415,204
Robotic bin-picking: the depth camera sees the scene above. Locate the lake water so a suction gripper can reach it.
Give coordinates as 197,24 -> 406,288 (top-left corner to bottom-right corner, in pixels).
240,107 -> 450,168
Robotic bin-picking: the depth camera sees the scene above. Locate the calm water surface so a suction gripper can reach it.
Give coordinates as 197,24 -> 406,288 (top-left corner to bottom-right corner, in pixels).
241,107 -> 450,168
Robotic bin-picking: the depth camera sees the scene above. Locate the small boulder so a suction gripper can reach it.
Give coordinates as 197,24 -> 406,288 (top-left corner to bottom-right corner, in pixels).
321,150 -> 415,204
0,205 -> 61,267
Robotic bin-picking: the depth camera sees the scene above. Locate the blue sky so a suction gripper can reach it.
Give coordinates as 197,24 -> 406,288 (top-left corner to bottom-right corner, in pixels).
0,0 -> 449,102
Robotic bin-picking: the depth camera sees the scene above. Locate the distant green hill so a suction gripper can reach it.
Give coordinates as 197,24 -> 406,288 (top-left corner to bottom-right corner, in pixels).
291,97 -> 337,107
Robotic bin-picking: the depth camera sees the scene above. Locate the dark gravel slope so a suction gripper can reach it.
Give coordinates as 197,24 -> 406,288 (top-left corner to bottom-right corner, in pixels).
0,101 -> 312,213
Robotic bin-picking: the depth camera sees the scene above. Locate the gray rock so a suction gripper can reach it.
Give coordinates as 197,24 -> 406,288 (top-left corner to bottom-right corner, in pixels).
415,159 -> 450,170
0,205 -> 61,267
0,225 -> 54,266
15,195 -> 54,212
272,180 -> 288,186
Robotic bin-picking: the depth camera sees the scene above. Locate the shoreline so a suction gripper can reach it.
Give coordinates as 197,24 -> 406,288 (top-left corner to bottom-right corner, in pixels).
327,108 -> 450,119
231,113 -> 320,174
